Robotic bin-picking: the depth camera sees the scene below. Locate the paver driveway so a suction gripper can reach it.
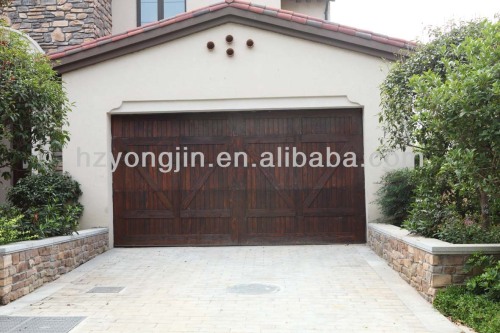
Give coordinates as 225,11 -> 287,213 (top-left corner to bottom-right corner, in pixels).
0,245 -> 465,333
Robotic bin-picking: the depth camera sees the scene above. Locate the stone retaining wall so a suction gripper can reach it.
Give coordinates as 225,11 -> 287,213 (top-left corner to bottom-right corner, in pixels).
0,0 -> 112,53
0,228 -> 108,305
367,223 -> 500,302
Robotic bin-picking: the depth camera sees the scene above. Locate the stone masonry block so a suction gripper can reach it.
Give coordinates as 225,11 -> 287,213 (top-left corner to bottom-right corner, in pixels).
431,274 -> 452,288
0,269 -> 9,279
0,255 -> 12,267
441,255 -> 466,266
0,276 -> 13,287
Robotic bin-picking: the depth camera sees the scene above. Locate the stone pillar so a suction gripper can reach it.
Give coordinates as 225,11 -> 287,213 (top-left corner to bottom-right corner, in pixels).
0,0 -> 112,53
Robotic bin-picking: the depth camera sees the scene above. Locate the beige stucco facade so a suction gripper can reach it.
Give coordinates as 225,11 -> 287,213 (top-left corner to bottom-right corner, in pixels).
188,0 -> 281,11
111,0 -> 137,35
61,22 -> 411,246
112,0 -> 328,34
281,0 -> 328,19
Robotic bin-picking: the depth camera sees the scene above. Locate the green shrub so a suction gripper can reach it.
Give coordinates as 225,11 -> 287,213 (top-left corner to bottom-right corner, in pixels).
437,218 -> 500,244
0,214 -> 23,245
403,160 -> 499,243
464,253 -> 500,301
25,201 -> 83,238
375,168 -> 416,226
435,253 -> 500,333
8,172 -> 82,209
6,172 -> 83,239
434,285 -> 500,333
0,205 -> 35,244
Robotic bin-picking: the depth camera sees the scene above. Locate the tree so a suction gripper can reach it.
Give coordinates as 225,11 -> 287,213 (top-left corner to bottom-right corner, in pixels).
0,26 -> 71,181
379,19 -> 499,231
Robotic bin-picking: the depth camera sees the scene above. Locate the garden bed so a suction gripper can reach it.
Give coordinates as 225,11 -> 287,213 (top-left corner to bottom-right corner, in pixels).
368,223 -> 500,302
0,228 -> 108,305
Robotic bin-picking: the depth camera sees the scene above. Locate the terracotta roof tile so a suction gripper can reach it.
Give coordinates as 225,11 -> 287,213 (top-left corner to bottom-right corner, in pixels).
247,5 -> 265,14
231,3 -> 250,10
290,15 -> 307,25
322,23 -> 339,32
276,12 -> 292,21
263,9 -> 278,17
49,0 -> 417,60
193,8 -> 211,17
306,19 -> 323,28
338,26 -> 357,36
355,31 -> 372,40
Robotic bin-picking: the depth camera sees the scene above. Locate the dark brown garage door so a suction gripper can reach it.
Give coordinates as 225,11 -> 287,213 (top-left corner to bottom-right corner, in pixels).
112,109 -> 365,246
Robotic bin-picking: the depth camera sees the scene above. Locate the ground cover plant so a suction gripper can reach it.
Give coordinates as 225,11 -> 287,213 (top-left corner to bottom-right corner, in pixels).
434,253 -> 500,333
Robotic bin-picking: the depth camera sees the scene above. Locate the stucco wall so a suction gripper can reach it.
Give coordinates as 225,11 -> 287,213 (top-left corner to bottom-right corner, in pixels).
188,0 -> 280,12
111,0 -> 136,35
110,0 -> 320,35
61,22 -> 411,246
281,0 -> 327,19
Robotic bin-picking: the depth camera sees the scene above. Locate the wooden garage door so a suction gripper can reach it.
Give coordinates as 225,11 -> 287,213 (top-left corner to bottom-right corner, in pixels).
112,110 -> 365,246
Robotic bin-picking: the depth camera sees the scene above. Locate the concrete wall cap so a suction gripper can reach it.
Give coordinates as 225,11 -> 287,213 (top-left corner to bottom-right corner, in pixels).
368,223 -> 500,255
0,228 -> 108,255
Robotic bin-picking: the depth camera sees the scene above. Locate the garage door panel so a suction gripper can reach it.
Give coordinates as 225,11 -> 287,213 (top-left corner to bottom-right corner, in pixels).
243,117 -> 295,136
122,210 -> 175,219
246,169 -> 295,210
181,167 -> 232,209
246,209 -> 296,218
179,218 -> 231,235
122,219 -> 172,236
246,217 -> 296,235
180,117 -> 231,137
302,114 -> 350,134
112,110 -> 365,246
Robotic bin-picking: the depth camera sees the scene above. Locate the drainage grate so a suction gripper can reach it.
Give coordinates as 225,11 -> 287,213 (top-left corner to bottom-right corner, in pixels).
0,316 -> 85,333
0,316 -> 31,332
227,283 -> 280,295
87,286 -> 124,293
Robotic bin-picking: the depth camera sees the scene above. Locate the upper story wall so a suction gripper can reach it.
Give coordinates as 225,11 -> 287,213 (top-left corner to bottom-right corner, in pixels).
113,0 -> 329,35
281,0 -> 328,20
0,0 -> 112,53
1,1 -> 330,48
188,0 -> 280,11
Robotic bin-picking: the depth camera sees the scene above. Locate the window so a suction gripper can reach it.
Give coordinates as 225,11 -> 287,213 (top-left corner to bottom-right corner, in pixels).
138,0 -> 186,26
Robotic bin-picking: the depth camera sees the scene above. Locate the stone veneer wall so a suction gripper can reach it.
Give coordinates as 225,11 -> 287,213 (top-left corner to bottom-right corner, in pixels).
0,0 -> 112,53
367,223 -> 500,303
0,228 -> 108,305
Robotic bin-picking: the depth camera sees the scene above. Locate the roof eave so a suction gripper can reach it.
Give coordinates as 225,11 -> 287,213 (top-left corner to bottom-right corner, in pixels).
52,7 -> 409,74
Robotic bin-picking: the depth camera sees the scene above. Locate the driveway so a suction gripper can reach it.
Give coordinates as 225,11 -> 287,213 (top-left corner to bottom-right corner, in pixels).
0,245 -> 465,333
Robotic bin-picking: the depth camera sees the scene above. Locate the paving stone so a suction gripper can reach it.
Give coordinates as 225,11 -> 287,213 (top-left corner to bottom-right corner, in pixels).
0,246 -> 465,333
